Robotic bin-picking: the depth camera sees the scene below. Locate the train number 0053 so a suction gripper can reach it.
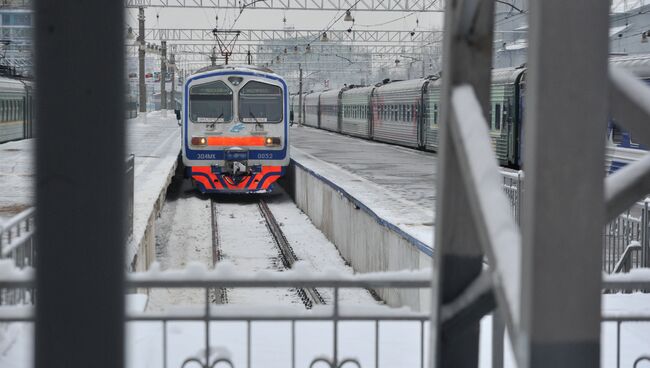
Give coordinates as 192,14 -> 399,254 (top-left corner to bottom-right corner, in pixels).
256,153 -> 273,159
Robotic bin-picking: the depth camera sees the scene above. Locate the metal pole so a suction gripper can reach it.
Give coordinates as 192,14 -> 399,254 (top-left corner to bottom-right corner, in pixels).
34,0 -> 125,368
160,40 -> 167,112
298,64 -> 303,127
520,0 -> 608,366
169,53 -> 176,110
432,0 -> 494,367
138,7 -> 146,113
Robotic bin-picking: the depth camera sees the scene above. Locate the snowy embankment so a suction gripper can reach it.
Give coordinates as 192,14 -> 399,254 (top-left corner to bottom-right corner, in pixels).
126,112 -> 181,269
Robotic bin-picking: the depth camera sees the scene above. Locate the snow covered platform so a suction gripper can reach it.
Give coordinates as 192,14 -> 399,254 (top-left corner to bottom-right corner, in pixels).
0,111 -> 181,270
286,127 -> 436,309
126,112 -> 181,271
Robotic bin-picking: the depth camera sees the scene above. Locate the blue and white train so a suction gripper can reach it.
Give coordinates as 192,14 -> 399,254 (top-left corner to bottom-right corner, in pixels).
179,65 -> 290,193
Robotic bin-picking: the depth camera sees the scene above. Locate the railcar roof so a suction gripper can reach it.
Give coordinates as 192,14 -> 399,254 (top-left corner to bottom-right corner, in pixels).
192,64 -> 278,77
492,67 -> 525,85
373,78 -> 428,93
341,85 -> 375,96
611,54 -> 650,78
320,89 -> 342,98
0,76 -> 27,92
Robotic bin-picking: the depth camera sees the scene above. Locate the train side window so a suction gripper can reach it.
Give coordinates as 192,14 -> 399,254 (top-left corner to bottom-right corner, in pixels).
494,104 -> 501,130
611,123 -> 624,145
433,104 -> 438,125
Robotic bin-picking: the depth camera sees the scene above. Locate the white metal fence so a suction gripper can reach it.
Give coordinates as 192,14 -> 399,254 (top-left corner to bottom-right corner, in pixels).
500,170 -> 650,274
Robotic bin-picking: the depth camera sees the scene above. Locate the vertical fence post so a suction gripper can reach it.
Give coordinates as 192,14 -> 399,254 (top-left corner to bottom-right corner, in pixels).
520,0 -> 608,366
431,0 -> 495,367
34,0 -> 125,368
637,198 -> 650,267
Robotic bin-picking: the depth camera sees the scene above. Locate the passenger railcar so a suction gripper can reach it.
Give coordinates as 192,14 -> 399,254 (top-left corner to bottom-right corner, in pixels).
180,65 -> 289,193
0,77 -> 34,144
299,54 -> 650,171
319,89 -> 342,132
303,92 -> 320,128
425,68 -> 525,168
372,79 -> 428,149
341,85 -> 374,138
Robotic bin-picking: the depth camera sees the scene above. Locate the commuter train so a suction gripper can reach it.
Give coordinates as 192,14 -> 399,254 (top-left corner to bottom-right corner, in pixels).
180,65 -> 289,193
296,54 -> 650,171
0,76 -> 34,144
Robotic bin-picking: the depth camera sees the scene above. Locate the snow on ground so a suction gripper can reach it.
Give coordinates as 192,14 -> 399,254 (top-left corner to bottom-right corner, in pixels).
214,196 -> 300,305
146,175 -> 213,311
265,190 -> 378,305
0,139 -> 34,221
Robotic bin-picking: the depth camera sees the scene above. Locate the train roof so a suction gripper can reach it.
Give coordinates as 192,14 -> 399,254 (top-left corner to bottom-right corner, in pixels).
492,67 -> 525,85
0,76 -> 28,93
610,54 -> 650,78
320,88 -> 342,98
373,78 -> 428,93
192,64 -> 278,76
341,85 -> 375,96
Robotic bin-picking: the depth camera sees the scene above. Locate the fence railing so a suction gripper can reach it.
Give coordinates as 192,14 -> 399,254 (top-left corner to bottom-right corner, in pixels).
500,170 -> 650,274
0,207 -> 35,306
0,267 -> 432,368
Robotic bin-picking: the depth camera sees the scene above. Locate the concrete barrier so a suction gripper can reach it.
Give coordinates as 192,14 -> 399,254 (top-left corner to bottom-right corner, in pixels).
282,158 -> 433,311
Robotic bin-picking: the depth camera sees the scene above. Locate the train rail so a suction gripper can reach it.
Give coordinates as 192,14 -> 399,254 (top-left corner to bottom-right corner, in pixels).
258,199 -> 325,308
210,197 -> 325,308
210,199 -> 228,304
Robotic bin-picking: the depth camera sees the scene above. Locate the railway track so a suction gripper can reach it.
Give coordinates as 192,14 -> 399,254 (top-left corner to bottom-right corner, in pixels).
210,199 -> 228,304
210,197 -> 324,308
258,199 -> 325,308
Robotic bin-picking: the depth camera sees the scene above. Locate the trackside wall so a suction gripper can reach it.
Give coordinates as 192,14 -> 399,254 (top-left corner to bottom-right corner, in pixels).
282,160 -> 432,311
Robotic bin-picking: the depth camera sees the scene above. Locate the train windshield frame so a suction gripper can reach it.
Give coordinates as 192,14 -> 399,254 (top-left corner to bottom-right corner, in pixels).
238,81 -> 283,124
189,80 -> 233,123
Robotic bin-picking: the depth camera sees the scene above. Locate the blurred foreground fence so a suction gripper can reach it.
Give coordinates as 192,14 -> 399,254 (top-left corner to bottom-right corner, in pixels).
501,170 -> 650,274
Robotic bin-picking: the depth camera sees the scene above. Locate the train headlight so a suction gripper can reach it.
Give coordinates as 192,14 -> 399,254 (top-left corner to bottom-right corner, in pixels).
265,137 -> 281,147
191,136 -> 207,146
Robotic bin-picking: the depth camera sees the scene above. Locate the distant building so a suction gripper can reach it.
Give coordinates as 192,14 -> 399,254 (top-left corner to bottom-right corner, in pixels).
493,0 -> 650,68
0,3 -> 32,77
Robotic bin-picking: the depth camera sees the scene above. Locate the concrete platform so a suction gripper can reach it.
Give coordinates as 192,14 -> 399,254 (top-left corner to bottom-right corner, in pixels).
286,126 -> 437,309
290,126 -> 438,208
0,111 -> 181,270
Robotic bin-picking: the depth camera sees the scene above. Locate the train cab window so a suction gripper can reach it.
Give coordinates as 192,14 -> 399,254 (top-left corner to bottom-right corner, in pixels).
494,104 -> 501,130
189,80 -> 233,123
239,81 -> 283,123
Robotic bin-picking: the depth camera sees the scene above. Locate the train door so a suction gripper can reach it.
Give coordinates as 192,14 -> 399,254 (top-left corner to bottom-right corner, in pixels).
418,81 -> 430,148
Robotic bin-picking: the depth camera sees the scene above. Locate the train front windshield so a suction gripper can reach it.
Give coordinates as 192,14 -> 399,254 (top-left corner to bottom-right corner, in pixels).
189,80 -> 233,123
239,81 -> 283,123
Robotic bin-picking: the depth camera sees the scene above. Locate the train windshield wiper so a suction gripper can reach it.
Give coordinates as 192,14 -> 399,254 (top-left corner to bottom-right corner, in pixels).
249,111 -> 264,129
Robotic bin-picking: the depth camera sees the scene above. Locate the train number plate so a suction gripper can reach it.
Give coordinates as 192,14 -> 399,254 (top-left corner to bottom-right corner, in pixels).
225,150 -> 248,161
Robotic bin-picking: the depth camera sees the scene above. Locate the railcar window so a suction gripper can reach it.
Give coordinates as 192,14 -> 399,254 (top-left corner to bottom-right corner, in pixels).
611,123 -> 624,145
495,104 -> 501,130
239,81 -> 283,123
189,80 -> 233,123
433,104 -> 438,125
